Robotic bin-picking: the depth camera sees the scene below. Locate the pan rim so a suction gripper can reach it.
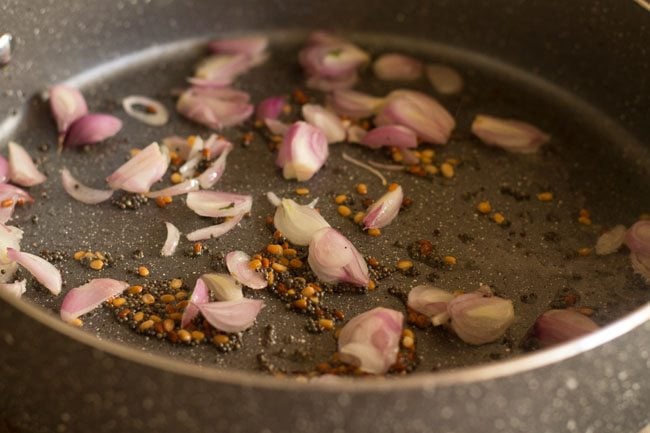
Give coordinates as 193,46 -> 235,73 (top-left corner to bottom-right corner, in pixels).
2,291 -> 649,391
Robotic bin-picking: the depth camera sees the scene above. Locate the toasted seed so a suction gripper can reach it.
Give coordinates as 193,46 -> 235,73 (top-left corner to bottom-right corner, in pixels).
149,314 -> 162,323
112,297 -> 126,307
388,182 -> 399,192
356,183 -> 368,195
293,298 -> 308,309
368,280 -> 376,290
117,308 -> 131,319
334,194 -> 348,204
160,294 -> 175,303
163,319 -> 175,332
578,247 -> 592,257
138,266 -> 150,277
89,259 -> 104,270
403,328 -> 414,339
169,278 -> 183,290
396,260 -> 413,270
578,216 -> 592,226
266,244 -> 283,256
337,205 -> 352,217
301,286 -> 316,297
177,329 -> 192,343
477,201 -> 492,214
191,330 -> 205,341
128,285 -> 143,295
139,320 -> 154,331
295,187 -> 310,196
272,263 -> 288,273
141,294 -> 155,305
73,251 -> 85,260
443,255 -> 457,266
440,162 -> 455,178
69,318 -> 83,327
249,259 -> 262,270
492,212 -> 506,225
193,242 -> 203,255
282,248 -> 297,257
579,208 -> 590,218
170,172 -> 183,184
175,291 -> 188,300
353,212 -> 366,224
1,199 -> 14,208
367,228 -> 381,237
537,192 -> 554,202
213,334 -> 230,345
133,311 -> 145,322
289,258 -> 303,268
402,335 -> 414,349
424,164 -> 439,175
318,319 -> 334,330
168,312 -> 183,321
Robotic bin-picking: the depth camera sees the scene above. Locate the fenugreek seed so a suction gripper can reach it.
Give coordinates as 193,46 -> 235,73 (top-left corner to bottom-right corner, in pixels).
213,334 -> 230,345
402,335 -> 414,349
266,244 -> 283,256
95,251 -> 106,260
170,172 -> 183,184
337,205 -> 352,217
492,212 -> 506,225
319,319 -> 334,330
287,288 -> 296,296
578,216 -> 592,226
477,201 -> 492,214
353,212 -> 365,225
133,311 -> 145,322
177,329 -> 192,343
112,297 -> 126,307
154,322 -> 164,335
117,308 -> 131,319
334,194 -> 348,204
193,242 -> 203,254
272,263 -> 288,273
175,291 -> 188,300
266,270 -> 275,285
141,294 -> 155,305
396,260 -> 413,270
301,286 -> 316,297
578,247 -> 592,257
282,248 -> 297,257
356,183 -> 368,195
191,331 -> 205,341
128,285 -> 143,295
310,296 -> 319,304
261,257 -> 270,268
293,298 -> 308,309
424,164 -> 439,175
89,259 -> 104,270
177,300 -> 189,309
443,256 -> 457,266
577,307 -> 594,316
149,314 -> 162,323
249,259 -> 262,270
138,266 -> 150,277
168,312 -> 183,321
1,198 -> 14,208
139,320 -> 154,331
403,328 -> 414,339
163,319 -> 175,333
537,192 -> 554,202
295,187 -> 310,196
367,228 -> 381,237
155,196 -> 171,208
169,278 -> 183,290
392,151 -> 403,162
367,280 -> 376,290
388,183 -> 399,192
69,318 -> 83,327
160,294 -> 175,303
421,149 -> 435,159
579,208 -> 590,218
440,162 -> 455,179
73,251 -> 85,260
289,258 -> 303,268
278,257 -> 289,266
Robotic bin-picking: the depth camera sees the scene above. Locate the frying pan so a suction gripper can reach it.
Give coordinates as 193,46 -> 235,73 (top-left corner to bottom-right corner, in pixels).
1,0 -> 649,432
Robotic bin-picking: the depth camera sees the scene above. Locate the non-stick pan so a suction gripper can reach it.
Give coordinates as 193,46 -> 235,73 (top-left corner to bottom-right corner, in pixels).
1,1 -> 649,432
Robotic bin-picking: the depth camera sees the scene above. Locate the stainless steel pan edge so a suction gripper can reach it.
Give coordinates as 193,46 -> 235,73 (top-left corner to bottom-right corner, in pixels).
1,1 -> 649,432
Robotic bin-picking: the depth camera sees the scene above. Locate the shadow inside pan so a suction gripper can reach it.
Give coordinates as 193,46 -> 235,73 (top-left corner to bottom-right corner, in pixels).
6,30 -> 650,375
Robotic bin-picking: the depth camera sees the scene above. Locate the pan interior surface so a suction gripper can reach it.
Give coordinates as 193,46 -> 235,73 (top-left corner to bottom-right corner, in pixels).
7,30 -> 650,376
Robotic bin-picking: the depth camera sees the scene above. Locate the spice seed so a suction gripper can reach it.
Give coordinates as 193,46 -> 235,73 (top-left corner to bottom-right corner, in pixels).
289,258 -> 303,268
272,263 -> 288,273
170,172 -> 183,184
69,318 -> 83,327
293,298 -> 308,309
368,280 -> 376,290
112,297 -> 126,307
191,330 -> 205,341
249,259 -> 262,270
388,183 -> 399,192
537,192 -> 554,202
477,201 -> 492,214
492,213 -> 506,225
402,336 -> 414,349
443,256 -> 457,266
141,294 -> 155,305
301,286 -> 316,297
213,334 -> 230,345
403,328 -> 414,339
356,183 -> 368,195
169,278 -> 183,290
334,194 -> 348,205
396,260 -> 413,271
319,319 -> 334,330
440,163 -> 455,179
139,320 -> 154,331
73,251 -> 85,260
133,311 -> 144,322
367,228 -> 381,237
266,244 -> 283,256
89,259 -> 104,270
175,291 -> 188,300
283,248 -> 297,257
160,294 -> 175,303
128,285 -> 143,295
163,319 -> 175,332
578,216 -> 592,226
337,205 -> 352,217
295,187 -> 310,196
578,247 -> 592,257
138,266 -> 150,277
177,329 -> 192,343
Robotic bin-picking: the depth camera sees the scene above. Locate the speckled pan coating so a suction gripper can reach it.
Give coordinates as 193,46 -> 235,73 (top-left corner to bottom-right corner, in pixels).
0,1 -> 649,432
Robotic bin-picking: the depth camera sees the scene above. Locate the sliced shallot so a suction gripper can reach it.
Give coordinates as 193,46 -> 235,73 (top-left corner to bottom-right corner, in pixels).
176,87 -> 254,130
425,64 -> 464,95
447,289 -> 515,345
471,114 -> 550,154
201,273 -> 244,302
186,191 -> 252,218
360,125 -> 418,149
256,95 -> 286,121
0,184 -> 34,224
630,252 -> 650,283
186,213 -> 244,242
407,285 -> 454,325
265,118 -> 290,136
338,307 -> 403,375
64,114 -> 123,148
8,141 -> 47,187
106,142 -> 169,193
208,35 -> 269,60
363,184 -> 404,230
161,222 -> 180,257
0,279 -> 26,298
198,143 -> 233,189
308,227 -> 369,287
327,89 -> 385,119
533,309 -> 599,347
270,195 -> 330,246
181,278 -> 210,328
0,225 -> 22,283
276,121 -> 329,181
49,84 -> 88,142
197,298 -> 265,333
225,250 -> 268,290
146,178 -> 200,198
7,248 -> 62,295
61,168 -> 114,205
595,224 -> 627,255
191,54 -> 254,88
59,278 -> 129,323
625,220 -> 650,255
301,104 -> 346,144
0,156 -> 8,183
122,95 -> 169,126
373,53 -> 423,81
